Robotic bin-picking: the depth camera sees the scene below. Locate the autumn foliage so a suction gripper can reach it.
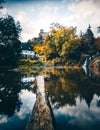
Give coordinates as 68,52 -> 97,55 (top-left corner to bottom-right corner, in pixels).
29,23 -> 99,66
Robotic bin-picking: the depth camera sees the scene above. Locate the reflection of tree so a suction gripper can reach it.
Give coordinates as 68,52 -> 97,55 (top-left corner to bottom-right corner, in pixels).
97,100 -> 100,107
45,68 -> 100,108
0,71 -> 22,117
46,75 -> 77,108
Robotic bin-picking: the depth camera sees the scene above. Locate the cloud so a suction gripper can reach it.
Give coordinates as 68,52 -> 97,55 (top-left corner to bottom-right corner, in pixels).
18,89 -> 36,104
16,90 -> 36,119
60,0 -> 100,37
0,8 -> 8,18
54,94 -> 100,130
16,11 -> 38,41
15,0 -> 100,42
15,5 -> 60,42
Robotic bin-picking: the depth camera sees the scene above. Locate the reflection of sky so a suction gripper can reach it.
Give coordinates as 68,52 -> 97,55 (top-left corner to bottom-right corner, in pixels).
52,94 -> 100,130
0,90 -> 36,130
16,89 -> 36,119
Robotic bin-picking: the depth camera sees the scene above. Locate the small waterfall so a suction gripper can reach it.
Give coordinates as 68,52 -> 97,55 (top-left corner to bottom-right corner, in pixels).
82,58 -> 88,75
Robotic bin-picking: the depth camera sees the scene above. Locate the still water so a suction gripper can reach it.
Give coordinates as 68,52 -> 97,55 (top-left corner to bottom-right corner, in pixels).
0,68 -> 100,130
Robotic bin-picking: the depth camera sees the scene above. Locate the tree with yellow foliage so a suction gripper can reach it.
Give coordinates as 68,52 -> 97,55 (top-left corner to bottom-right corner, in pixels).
44,23 -> 81,62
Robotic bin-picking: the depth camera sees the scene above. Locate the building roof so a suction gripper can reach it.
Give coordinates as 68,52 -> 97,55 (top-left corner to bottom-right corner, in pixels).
39,29 -> 48,39
85,24 -> 94,44
86,24 -> 94,36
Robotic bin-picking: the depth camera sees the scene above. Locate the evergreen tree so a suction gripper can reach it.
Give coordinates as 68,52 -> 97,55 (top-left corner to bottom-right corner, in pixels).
0,16 -> 22,65
0,1 -> 22,65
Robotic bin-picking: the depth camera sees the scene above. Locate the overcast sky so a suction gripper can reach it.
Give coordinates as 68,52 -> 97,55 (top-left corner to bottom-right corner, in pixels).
1,0 -> 100,42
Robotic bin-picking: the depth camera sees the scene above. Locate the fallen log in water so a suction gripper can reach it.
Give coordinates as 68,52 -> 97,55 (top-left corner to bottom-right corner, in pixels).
26,76 -> 55,130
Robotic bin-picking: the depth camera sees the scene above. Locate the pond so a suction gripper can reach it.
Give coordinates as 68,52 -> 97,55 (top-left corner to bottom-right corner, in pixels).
0,68 -> 100,130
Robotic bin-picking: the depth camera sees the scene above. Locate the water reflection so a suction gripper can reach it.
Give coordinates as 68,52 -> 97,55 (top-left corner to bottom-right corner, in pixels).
44,68 -> 100,130
82,64 -> 100,83
26,76 -> 55,130
0,68 -> 100,130
0,70 -> 36,130
21,74 -> 36,89
0,71 -> 21,117
45,69 -> 100,108
0,90 -> 36,130
52,95 -> 100,130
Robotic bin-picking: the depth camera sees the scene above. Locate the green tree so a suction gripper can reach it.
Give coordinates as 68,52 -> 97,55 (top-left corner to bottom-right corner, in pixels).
79,31 -> 97,56
44,23 -> 80,61
62,42 -> 81,61
0,15 -> 22,65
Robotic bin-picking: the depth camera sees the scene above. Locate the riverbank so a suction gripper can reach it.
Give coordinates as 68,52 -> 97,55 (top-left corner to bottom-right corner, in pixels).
0,58 -> 87,72
6,65 -> 81,73
15,59 -> 81,72
0,63 -> 81,73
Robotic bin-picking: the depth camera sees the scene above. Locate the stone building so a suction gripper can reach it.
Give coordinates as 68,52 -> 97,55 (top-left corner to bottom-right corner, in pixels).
39,29 -> 48,40
85,24 -> 94,45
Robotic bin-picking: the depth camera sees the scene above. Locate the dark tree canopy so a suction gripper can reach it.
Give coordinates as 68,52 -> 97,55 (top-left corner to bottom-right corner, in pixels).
0,15 -> 22,65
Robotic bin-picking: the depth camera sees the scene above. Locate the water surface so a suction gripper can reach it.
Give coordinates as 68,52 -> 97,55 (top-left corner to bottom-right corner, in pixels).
0,68 -> 100,130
